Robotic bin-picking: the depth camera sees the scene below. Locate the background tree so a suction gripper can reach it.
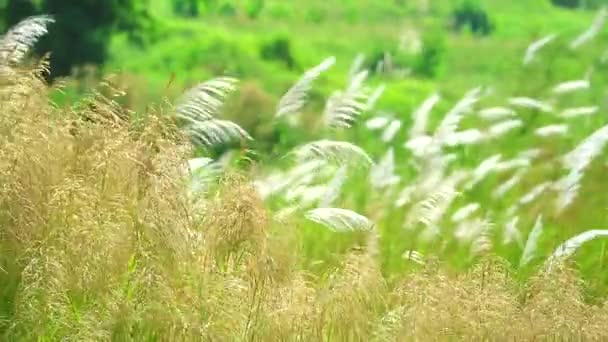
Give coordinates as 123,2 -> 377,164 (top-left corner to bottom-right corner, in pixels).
2,0 -> 151,78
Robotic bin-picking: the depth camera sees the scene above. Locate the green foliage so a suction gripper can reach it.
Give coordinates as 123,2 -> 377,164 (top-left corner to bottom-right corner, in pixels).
245,0 -> 264,19
172,0 -> 199,17
2,0 -> 153,77
413,28 -> 445,78
452,0 -> 494,36
260,36 -> 296,69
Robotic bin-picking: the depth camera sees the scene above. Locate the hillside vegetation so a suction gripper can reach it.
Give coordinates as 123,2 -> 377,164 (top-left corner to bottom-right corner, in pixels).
1,0 -> 608,340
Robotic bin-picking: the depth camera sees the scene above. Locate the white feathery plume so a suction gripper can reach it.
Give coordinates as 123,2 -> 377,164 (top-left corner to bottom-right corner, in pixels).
444,129 -> 486,147
367,84 -> 386,110
488,119 -> 523,138
186,119 -> 252,147
523,34 -> 557,65
370,147 -> 400,190
409,92 -> 441,138
553,169 -> 583,213
402,250 -> 426,265
465,154 -> 502,190
305,208 -> 374,232
323,70 -> 369,129
493,169 -> 525,198
404,135 -> 440,158
365,115 -> 391,130
275,56 -> 336,119
478,106 -> 516,121
435,87 -> 483,144
495,157 -> 531,172
187,157 -> 215,174
519,181 -> 552,206
503,216 -> 523,246
291,140 -> 373,167
559,106 -> 598,119
320,166 -> 349,207
176,77 -> 238,122
348,53 -> 365,81
451,203 -> 481,223
407,173 -> 464,229
570,7 -> 607,49
508,97 -> 553,113
254,159 -> 326,199
381,119 -> 402,142
518,148 -> 543,160
454,217 -> 492,244
547,230 -> 608,269
563,124 -> 608,172
520,215 -> 544,267
0,15 -> 54,64
535,124 -> 569,137
176,77 -> 252,148
552,79 -> 590,95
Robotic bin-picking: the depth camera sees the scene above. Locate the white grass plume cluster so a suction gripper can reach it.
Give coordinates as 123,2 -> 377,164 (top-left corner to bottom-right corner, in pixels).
176,77 -> 252,148
305,208 -> 374,232
0,15 -> 54,65
275,56 -> 335,119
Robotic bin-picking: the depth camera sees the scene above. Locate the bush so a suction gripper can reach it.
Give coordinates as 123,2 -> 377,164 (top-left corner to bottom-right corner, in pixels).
172,0 -> 199,17
452,0 -> 494,36
413,29 -> 445,78
245,0 -> 264,19
260,36 -> 296,69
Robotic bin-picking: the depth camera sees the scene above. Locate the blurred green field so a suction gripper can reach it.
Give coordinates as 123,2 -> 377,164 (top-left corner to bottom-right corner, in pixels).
98,0 -> 608,291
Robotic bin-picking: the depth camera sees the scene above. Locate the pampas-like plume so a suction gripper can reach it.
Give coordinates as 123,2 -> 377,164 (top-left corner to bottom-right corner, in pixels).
320,166 -> 348,207
493,169 -> 525,198
381,119 -> 402,143
365,115 -> 391,130
478,106 -> 516,121
523,34 -> 557,65
402,250 -> 425,265
519,181 -> 552,206
570,7 -> 607,49
465,154 -> 502,190
488,119 -> 523,138
275,56 -> 336,119
435,87 -> 482,144
553,169 -> 583,213
562,124 -> 608,172
520,215 -> 544,267
451,203 -> 481,223
0,15 -> 54,64
370,147 -> 400,190
290,140 -> 373,167
187,157 -> 215,173
535,124 -> 569,137
176,78 -> 252,148
409,92 -> 441,138
305,208 -> 374,232
185,119 -> 252,147
547,230 -> 608,269
552,80 -> 590,95
559,106 -> 598,119
444,129 -> 486,147
176,77 -> 238,122
503,216 -> 523,246
508,97 -> 553,113
323,71 -> 369,129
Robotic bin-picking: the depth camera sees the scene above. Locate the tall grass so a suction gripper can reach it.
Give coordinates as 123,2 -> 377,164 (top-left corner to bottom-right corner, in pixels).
2,12 -> 608,341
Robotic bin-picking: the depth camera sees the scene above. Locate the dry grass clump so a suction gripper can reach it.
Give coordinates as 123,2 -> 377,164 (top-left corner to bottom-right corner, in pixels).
2,67 -> 608,341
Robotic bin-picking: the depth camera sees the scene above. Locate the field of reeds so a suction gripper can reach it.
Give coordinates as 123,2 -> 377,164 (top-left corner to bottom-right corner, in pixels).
1,7 -> 608,340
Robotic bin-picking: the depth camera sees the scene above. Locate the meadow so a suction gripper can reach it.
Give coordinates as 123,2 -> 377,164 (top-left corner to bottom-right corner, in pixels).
1,1 -> 608,340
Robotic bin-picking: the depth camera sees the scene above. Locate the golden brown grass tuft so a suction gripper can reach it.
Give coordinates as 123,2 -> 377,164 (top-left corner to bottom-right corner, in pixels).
1,67 -> 608,341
